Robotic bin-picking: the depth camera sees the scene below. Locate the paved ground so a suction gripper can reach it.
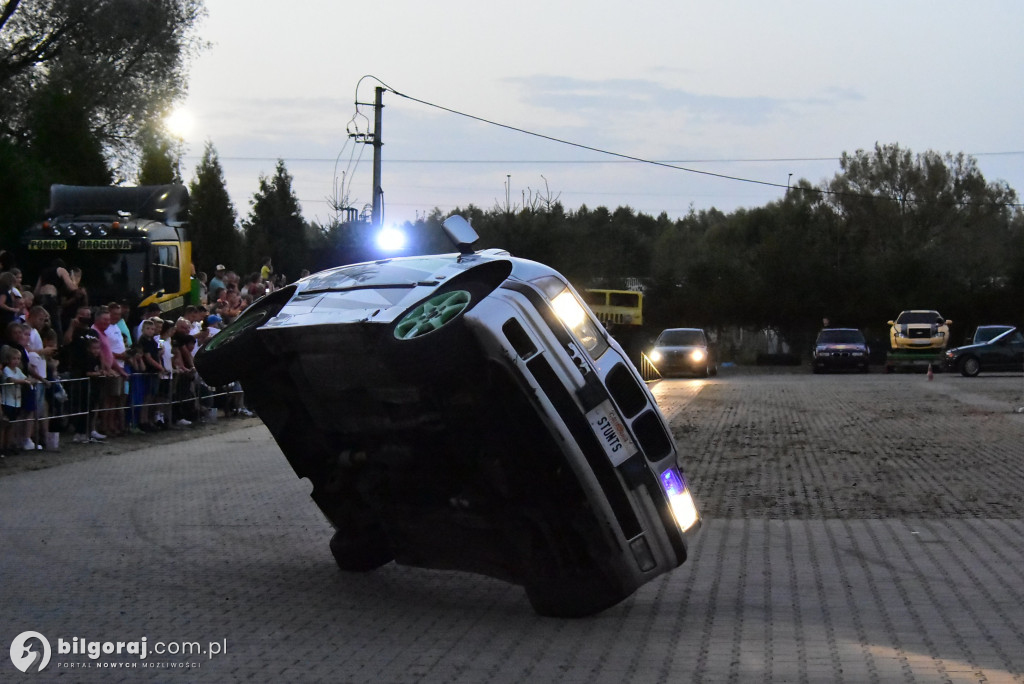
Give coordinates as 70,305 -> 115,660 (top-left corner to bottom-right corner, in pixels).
2,369 -> 1024,682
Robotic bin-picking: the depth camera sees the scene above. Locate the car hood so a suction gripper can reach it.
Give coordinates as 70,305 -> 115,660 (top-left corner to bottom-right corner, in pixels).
261,250 -> 559,331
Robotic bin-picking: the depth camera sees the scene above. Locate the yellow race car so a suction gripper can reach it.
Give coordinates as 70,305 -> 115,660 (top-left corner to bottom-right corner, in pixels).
888,310 -> 952,350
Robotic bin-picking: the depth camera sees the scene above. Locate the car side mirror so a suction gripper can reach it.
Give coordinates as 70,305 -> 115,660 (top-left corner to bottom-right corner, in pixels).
887,320 -> 895,326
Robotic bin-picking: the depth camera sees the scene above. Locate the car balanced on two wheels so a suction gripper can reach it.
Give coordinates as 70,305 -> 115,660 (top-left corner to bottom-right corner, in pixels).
195,216 -> 701,618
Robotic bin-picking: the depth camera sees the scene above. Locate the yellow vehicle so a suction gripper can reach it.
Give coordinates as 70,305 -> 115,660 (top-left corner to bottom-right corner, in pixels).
583,289 -> 643,327
887,310 -> 952,351
20,184 -> 194,320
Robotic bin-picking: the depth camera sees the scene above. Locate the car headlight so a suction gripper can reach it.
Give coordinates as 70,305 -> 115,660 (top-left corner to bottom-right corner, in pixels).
548,288 -> 609,359
690,349 -> 706,363
650,350 -> 663,362
659,468 -> 699,532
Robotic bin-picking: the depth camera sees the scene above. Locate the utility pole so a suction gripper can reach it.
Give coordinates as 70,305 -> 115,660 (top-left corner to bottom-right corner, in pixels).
351,87 -> 385,228
371,87 -> 384,228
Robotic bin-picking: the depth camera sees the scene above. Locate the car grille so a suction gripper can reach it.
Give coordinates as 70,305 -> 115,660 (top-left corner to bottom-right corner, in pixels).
907,328 -> 932,339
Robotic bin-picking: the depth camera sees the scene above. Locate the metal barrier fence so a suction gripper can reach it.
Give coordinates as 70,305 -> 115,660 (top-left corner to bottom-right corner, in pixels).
0,372 -> 246,448
639,352 -> 663,383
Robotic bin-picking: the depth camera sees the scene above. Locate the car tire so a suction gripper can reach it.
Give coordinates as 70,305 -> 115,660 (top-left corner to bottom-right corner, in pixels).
959,356 -> 981,377
329,529 -> 393,573
524,574 -> 627,618
194,286 -> 295,387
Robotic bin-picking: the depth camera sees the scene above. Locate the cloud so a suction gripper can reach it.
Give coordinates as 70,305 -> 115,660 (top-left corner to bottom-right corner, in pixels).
503,75 -> 863,127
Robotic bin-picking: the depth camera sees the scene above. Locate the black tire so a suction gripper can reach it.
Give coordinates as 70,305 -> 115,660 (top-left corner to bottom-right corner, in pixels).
524,574 -> 628,618
194,286 -> 295,386
329,529 -> 393,573
959,356 -> 981,377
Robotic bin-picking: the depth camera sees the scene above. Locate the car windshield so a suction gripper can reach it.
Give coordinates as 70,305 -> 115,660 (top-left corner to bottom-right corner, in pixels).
657,330 -> 706,346
896,311 -> 942,324
816,330 -> 865,345
974,326 -> 1013,343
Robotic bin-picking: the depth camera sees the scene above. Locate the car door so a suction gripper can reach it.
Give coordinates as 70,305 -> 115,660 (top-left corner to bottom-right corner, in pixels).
982,330 -> 1024,371
1008,331 -> 1024,371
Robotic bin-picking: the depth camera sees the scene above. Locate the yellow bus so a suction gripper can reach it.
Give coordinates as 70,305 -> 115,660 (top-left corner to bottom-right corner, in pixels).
583,289 -> 643,327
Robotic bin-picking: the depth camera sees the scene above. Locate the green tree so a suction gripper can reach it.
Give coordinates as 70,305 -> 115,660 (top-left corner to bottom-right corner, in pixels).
242,160 -> 308,280
188,141 -> 238,276
138,126 -> 182,185
0,0 -> 206,246
0,0 -> 207,162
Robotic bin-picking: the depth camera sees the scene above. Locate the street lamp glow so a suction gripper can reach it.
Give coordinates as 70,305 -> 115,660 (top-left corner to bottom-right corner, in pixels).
165,107 -> 194,138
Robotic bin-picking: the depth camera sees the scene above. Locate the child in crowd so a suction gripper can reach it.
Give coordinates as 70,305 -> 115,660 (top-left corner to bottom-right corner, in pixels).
1,344 -> 33,455
41,327 -> 63,450
135,319 -> 166,432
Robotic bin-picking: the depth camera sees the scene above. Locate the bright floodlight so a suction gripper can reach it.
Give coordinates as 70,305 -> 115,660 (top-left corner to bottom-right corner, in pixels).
376,226 -> 407,252
165,107 -> 194,138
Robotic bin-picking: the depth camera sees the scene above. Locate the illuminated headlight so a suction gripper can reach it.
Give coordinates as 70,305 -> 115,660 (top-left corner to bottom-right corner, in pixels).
549,289 -> 608,359
650,350 -> 663,362
690,349 -> 706,363
659,468 -> 699,532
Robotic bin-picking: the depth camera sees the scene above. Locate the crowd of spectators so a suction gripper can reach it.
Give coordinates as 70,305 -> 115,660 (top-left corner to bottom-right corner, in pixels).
0,258 -> 286,458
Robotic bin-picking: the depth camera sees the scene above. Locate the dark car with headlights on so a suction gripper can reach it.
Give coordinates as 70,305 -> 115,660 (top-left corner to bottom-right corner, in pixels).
945,326 -> 1024,377
812,328 -> 870,373
194,216 -> 700,618
649,328 -> 717,377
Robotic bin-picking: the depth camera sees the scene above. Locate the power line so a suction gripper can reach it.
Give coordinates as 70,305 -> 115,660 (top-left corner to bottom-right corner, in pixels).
349,76 -> 1022,209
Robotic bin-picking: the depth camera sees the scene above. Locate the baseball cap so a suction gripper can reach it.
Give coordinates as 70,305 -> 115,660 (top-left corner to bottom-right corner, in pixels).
206,314 -> 223,325
215,264 -> 226,271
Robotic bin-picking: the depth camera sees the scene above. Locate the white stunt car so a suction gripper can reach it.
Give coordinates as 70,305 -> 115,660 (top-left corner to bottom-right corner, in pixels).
195,216 -> 700,617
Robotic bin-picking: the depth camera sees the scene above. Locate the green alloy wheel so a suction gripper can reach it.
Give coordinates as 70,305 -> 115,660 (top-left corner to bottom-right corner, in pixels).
393,290 -> 472,340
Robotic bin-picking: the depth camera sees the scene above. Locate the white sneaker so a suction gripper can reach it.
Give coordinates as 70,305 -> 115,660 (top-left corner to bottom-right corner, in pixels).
22,438 -> 36,450
175,418 -> 192,427
72,433 -> 89,444
90,430 -> 107,440
239,408 -> 254,417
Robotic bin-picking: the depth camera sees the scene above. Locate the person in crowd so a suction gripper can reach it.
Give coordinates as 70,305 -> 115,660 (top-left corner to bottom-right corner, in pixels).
217,286 -> 244,324
209,265 -> 227,296
111,301 -> 132,346
33,258 -> 77,341
68,332 -> 107,444
134,303 -> 162,341
153,318 -> 175,429
259,256 -> 273,283
94,304 -> 129,437
241,272 -> 266,299
15,290 -> 33,322
195,314 -> 222,346
134,318 -> 166,432
1,344 -> 33,456
59,267 -> 88,335
40,327 -> 63,451
6,321 -> 45,450
0,271 -> 20,330
196,271 -> 209,305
